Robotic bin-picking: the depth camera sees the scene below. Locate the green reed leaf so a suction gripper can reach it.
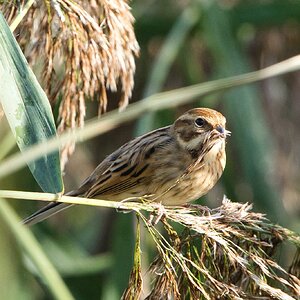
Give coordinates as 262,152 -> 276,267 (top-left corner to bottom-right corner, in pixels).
0,13 -> 63,193
0,199 -> 74,300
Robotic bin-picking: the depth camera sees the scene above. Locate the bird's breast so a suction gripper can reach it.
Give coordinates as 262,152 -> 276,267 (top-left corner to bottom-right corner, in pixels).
158,145 -> 226,206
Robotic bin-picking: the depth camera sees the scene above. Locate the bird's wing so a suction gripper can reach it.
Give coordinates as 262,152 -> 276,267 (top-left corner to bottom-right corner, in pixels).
23,126 -> 172,225
74,126 -> 173,199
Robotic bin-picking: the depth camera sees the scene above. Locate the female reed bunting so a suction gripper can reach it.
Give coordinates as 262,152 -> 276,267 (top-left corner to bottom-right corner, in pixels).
23,108 -> 230,225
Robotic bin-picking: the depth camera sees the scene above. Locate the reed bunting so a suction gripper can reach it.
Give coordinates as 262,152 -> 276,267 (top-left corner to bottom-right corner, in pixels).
23,108 -> 230,225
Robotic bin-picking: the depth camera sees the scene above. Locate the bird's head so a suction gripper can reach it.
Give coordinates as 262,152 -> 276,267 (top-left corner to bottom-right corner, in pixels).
172,108 -> 230,159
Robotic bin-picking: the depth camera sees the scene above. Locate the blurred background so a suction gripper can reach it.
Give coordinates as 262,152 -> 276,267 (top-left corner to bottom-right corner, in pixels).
0,0 -> 300,299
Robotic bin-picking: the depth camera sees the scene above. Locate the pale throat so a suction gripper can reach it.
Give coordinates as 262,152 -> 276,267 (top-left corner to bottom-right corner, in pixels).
203,139 -> 225,166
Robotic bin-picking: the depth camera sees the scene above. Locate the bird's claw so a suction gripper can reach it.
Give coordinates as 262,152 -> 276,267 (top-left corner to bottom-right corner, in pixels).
147,203 -> 166,226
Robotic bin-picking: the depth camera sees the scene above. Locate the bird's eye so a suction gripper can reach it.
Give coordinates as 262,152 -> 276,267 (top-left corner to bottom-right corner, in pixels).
195,117 -> 205,127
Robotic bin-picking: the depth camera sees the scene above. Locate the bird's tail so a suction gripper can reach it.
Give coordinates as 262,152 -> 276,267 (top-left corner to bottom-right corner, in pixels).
22,202 -> 74,226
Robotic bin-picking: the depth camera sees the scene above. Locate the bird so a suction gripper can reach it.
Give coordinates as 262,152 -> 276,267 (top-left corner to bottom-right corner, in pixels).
23,107 -> 230,225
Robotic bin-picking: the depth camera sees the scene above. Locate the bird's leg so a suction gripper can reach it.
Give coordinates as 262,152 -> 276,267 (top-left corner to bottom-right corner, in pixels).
147,203 -> 166,226
182,203 -> 211,215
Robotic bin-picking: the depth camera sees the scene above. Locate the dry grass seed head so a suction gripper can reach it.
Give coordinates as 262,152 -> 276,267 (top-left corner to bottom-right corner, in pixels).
1,0 -> 139,167
135,198 -> 300,299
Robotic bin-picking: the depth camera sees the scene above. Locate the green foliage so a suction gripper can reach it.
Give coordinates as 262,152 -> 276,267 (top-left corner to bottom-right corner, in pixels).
0,199 -> 74,300
0,12 -> 63,194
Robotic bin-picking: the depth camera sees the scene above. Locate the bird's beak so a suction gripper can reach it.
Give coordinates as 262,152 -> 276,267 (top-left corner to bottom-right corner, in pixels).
215,125 -> 231,138
225,129 -> 231,137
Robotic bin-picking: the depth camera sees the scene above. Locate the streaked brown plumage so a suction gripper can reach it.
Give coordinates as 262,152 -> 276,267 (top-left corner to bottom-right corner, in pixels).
23,108 -> 230,225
